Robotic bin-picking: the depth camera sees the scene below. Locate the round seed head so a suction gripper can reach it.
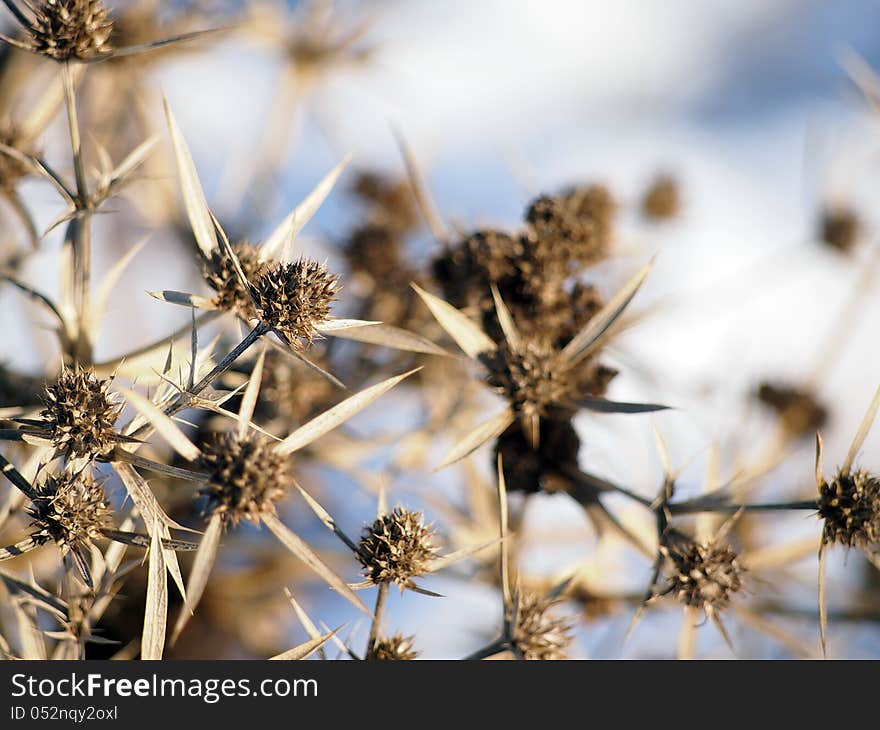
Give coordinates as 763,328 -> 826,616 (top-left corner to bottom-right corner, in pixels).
641,174 -> 680,220
757,382 -> 828,438
366,633 -> 419,661
41,368 -> 122,460
356,508 -> 438,588
662,533 -> 746,611
525,184 -> 615,271
28,472 -> 111,552
818,469 -> 880,551
511,592 -> 574,661
198,432 -> 290,528
495,418 -> 581,495
819,205 -> 860,253
251,258 -> 339,344
25,1 -> 114,61
484,341 -> 574,422
202,242 -> 266,318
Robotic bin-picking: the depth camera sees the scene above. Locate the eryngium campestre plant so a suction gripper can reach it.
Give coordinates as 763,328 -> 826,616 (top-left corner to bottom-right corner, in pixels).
198,432 -> 290,528
27,471 -> 110,558
251,258 -> 339,345
661,533 -> 746,611
21,368 -> 122,460
7,0 -> 114,61
818,469 -> 880,551
357,508 -> 438,589
757,382 -> 828,438
366,633 -> 419,661
511,592 -> 574,661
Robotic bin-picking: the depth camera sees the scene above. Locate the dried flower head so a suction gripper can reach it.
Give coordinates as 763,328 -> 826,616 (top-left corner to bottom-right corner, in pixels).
484,342 -> 574,422
757,382 -> 828,438
28,472 -> 111,553
198,432 -> 290,528
661,533 -> 746,611
251,258 -> 339,344
26,368 -> 122,460
511,592 -> 574,661
818,469 -> 880,551
357,508 -> 438,589
641,174 -> 680,220
525,184 -> 615,271
351,171 -> 419,235
202,242 -> 266,318
8,0 -> 114,62
366,633 -> 419,661
819,205 -> 860,253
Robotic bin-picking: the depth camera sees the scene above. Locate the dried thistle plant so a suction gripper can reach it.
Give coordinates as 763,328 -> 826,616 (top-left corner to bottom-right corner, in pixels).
1,4 -> 879,664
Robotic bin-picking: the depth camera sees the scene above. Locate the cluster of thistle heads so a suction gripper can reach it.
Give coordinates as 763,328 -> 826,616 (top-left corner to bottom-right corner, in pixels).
0,0 -> 877,661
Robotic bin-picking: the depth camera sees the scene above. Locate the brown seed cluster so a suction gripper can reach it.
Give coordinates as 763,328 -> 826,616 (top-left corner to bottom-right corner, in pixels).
819,205 -> 861,253
641,174 -> 680,220
661,533 -> 746,611
38,369 -> 122,460
256,353 -> 337,427
511,592 -> 574,661
202,243 -> 265,318
28,472 -> 111,552
818,469 -> 880,551
18,0 -> 114,61
198,432 -> 290,527
356,508 -> 437,589
251,258 -> 339,344
433,185 -> 621,495
366,633 -> 419,661
494,419 -> 582,495
757,382 -> 828,438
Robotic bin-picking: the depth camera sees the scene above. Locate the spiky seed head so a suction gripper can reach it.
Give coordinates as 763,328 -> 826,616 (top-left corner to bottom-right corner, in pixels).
525,185 -> 615,270
258,354 -> 336,427
40,368 -> 122,460
344,223 -> 405,283
23,1 -> 114,61
351,171 -> 419,235
366,633 -> 419,661
511,592 -> 574,661
661,533 -> 746,611
198,432 -> 289,528
356,508 -> 438,589
202,242 -> 266,318
28,472 -> 111,552
818,469 -> 880,551
484,342 -> 574,422
251,258 -> 339,344
757,382 -> 827,438
820,205 -> 860,253
641,174 -> 680,220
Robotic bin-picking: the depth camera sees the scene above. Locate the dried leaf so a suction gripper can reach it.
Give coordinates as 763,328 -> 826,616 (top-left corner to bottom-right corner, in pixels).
164,98 -> 219,258
412,284 -> 496,359
559,260 -> 653,365
141,520 -> 168,661
262,513 -> 369,615
121,388 -> 201,462
436,408 -> 515,470
276,369 -> 418,456
170,513 -> 223,645
260,156 -> 351,262
269,628 -> 340,660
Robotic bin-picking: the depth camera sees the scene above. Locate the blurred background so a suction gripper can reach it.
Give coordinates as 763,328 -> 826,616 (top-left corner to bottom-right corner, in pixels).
3,0 -> 880,658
